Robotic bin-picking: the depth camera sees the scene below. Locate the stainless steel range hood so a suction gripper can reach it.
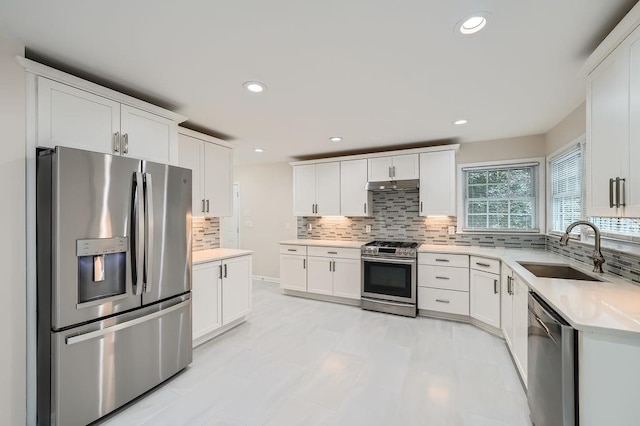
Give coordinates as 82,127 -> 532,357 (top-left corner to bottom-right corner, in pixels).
365,179 -> 419,191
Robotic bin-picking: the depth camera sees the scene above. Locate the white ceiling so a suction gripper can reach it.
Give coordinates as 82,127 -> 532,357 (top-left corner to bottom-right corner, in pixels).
0,0 -> 636,164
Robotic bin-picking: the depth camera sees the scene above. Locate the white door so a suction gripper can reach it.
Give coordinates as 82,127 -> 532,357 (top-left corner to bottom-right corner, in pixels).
120,104 -> 173,164
307,256 -> 333,296
192,262 -> 222,342
332,257 -> 361,300
204,143 -> 233,217
178,134 -> 205,217
221,256 -> 251,325
222,183 -> 240,248
391,154 -> 419,180
470,270 -> 501,328
626,29 -> 640,216
512,276 -> 529,386
368,157 -> 393,181
587,50 -> 627,216
37,77 -> 121,155
340,159 -> 371,216
315,162 -> 341,215
419,151 -> 455,216
293,164 -> 317,216
500,266 -> 515,349
279,254 -> 307,291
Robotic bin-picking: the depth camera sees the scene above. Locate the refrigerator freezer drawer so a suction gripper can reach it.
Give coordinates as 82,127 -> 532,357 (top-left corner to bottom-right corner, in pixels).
48,296 -> 192,426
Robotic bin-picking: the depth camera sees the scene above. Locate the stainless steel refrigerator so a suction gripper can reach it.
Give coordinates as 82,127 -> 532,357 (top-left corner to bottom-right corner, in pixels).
36,146 -> 193,426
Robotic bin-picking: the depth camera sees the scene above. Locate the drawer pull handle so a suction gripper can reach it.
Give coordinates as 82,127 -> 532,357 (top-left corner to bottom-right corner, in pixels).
328,251 -> 338,254
435,259 -> 450,262
435,276 -> 450,280
476,262 -> 491,267
287,249 -> 297,252
435,299 -> 450,304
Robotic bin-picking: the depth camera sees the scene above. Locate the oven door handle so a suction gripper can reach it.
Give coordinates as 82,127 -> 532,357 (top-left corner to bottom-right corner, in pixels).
361,256 -> 416,265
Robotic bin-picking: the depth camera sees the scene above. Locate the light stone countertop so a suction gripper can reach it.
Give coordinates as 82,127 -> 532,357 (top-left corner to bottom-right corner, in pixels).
419,244 -> 640,338
192,248 -> 253,265
279,239 -> 369,249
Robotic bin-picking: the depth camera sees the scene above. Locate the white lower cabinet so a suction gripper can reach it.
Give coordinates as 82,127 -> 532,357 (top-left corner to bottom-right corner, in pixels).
418,287 -> 469,315
418,253 -> 470,315
470,268 -> 501,329
501,264 -> 528,386
279,245 -> 360,300
192,255 -> 252,347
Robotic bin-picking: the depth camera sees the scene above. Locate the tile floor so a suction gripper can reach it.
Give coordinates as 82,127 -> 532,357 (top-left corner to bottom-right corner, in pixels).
102,281 -> 531,426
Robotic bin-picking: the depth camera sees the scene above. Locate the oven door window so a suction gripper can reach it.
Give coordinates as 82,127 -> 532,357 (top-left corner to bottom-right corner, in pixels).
363,260 -> 413,298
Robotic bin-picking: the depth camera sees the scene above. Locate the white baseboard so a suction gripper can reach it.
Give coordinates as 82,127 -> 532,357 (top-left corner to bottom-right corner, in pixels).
252,275 -> 280,284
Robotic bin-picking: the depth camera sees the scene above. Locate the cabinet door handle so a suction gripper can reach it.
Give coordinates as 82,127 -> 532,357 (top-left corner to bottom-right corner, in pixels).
388,166 -> 392,178
616,177 -> 621,208
329,261 -> 332,271
392,166 -> 396,178
475,262 -> 491,268
206,199 -> 210,213
420,201 -> 423,213
364,203 -> 367,214
435,276 -> 450,280
113,132 -> 121,153
332,261 -> 336,272
224,264 -> 227,278
201,199 -> 205,213
122,133 -> 129,154
494,279 -> 498,294
435,299 -> 450,304
507,276 -> 512,295
620,178 -> 626,207
218,265 -> 223,279
610,178 -> 615,208
303,258 -> 306,269
435,259 -> 450,263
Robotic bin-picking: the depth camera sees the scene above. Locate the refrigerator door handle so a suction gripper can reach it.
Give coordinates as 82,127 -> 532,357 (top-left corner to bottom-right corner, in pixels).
132,172 -> 144,295
65,299 -> 190,345
144,173 -> 154,293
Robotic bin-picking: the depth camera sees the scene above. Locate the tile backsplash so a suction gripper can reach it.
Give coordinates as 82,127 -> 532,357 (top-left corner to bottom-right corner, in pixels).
193,217 -> 220,251
546,236 -> 640,283
297,190 -> 545,249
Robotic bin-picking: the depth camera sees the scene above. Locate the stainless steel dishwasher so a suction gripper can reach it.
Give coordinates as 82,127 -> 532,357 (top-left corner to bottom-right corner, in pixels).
527,292 -> 578,426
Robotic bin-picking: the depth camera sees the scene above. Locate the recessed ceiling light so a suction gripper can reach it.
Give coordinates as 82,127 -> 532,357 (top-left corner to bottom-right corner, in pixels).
453,119 -> 468,125
457,13 -> 490,35
329,137 -> 343,142
254,148 -> 264,153
243,81 -> 266,93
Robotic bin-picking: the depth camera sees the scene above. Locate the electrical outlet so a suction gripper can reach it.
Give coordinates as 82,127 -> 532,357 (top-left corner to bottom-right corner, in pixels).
307,223 -> 313,231
448,225 -> 456,235
365,225 -> 372,233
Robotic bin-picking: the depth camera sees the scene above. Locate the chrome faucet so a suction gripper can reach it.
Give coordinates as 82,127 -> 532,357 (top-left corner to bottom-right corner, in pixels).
559,220 -> 605,273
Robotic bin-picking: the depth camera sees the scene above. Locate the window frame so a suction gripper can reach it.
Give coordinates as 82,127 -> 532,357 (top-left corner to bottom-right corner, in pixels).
456,157 -> 546,234
546,135 -> 586,236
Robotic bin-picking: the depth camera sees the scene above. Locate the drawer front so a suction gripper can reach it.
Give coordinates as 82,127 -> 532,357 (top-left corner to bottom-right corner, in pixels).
280,245 -> 307,255
418,288 -> 469,315
470,256 -> 500,274
418,265 -> 469,291
308,246 -> 360,259
419,252 -> 469,268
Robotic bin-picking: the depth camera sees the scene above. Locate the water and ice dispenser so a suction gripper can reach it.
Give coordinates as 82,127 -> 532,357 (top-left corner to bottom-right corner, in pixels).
76,237 -> 128,304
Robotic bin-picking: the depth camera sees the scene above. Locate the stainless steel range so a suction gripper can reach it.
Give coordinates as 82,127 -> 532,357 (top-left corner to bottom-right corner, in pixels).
361,241 -> 419,317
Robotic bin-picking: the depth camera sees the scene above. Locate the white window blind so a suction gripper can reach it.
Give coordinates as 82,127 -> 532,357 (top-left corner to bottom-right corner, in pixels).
463,164 -> 538,231
549,146 -> 582,233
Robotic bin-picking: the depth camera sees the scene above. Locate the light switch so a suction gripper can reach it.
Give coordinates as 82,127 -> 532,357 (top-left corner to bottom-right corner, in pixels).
245,220 -> 254,228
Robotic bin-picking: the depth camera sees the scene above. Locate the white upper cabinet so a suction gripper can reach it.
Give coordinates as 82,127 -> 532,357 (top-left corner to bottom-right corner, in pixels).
315,162 -> 341,216
120,105 -> 176,165
293,162 -> 340,216
35,75 -> 183,165
340,159 -> 372,217
368,154 -> 419,181
587,23 -> 640,217
37,77 -> 121,155
178,129 -> 233,218
419,150 -> 456,216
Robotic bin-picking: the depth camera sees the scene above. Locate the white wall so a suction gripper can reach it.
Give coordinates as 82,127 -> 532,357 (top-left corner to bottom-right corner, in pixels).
545,102 -> 586,154
234,162 -> 296,279
0,36 -> 26,425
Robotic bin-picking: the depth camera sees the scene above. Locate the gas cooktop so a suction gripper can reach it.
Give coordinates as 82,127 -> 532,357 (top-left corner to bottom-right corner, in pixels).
363,241 -> 419,249
361,241 -> 419,258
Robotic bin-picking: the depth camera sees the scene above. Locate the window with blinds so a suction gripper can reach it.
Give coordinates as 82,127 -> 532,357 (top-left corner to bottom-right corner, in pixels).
463,164 -> 538,231
549,146 -> 582,233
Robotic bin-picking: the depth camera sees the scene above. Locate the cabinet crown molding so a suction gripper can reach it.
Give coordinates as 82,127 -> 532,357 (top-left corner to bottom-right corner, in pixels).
17,56 -> 188,123
178,126 -> 234,149
580,2 -> 640,76
289,144 -> 460,166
